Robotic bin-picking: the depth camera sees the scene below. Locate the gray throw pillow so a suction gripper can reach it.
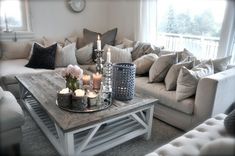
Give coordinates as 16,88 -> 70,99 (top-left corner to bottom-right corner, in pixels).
149,54 -> 177,82
131,42 -> 162,61
103,45 -> 133,63
75,43 -> 94,65
176,60 -> 214,101
165,61 -> 194,91
133,53 -> 159,75
212,56 -> 231,73
159,48 -> 195,62
83,28 -> 117,49
224,109 -> 235,136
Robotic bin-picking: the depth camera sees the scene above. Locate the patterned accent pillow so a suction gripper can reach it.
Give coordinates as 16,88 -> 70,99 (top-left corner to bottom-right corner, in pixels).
103,45 -> 132,63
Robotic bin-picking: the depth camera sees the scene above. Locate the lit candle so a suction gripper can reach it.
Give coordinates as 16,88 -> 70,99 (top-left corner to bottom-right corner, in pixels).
82,74 -> 91,86
87,91 -> 98,107
93,72 -> 102,90
59,88 -> 70,94
97,35 -> 101,51
107,48 -> 111,63
74,89 -> 85,97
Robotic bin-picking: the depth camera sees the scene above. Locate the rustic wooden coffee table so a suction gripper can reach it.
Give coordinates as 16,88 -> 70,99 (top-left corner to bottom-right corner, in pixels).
16,72 -> 157,156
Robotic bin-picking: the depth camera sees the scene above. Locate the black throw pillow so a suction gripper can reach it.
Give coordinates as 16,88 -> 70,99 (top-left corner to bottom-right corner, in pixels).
224,109 -> 235,136
83,28 -> 118,60
25,43 -> 57,69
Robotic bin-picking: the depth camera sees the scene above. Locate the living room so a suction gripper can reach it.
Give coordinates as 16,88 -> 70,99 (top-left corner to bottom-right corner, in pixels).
0,0 -> 235,156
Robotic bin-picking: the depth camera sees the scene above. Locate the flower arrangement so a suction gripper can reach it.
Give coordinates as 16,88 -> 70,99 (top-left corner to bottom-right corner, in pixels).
62,65 -> 83,91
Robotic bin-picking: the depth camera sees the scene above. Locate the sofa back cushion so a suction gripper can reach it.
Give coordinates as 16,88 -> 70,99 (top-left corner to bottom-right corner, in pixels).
0,40 -> 32,60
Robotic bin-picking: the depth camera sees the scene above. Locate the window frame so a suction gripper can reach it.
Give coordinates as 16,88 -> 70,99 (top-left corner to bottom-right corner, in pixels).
0,0 -> 31,32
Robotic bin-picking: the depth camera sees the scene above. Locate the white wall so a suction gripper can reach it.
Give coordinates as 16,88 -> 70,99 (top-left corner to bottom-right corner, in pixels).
107,0 -> 139,40
29,0 -> 109,38
29,0 -> 139,40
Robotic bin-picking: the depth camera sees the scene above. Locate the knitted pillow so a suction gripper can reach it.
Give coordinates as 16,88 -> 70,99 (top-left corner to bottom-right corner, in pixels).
224,109 -> 235,136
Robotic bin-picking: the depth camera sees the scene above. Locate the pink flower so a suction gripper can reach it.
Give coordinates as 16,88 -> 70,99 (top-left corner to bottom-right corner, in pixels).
62,64 -> 83,80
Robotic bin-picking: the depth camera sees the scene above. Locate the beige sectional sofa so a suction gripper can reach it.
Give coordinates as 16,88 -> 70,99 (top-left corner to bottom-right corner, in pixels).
1,38 -> 235,132
135,67 -> 235,130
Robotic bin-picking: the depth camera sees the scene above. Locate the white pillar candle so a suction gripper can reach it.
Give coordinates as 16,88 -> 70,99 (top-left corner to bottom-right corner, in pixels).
97,35 -> 101,51
60,88 -> 70,94
74,89 -> 85,97
107,48 -> 111,63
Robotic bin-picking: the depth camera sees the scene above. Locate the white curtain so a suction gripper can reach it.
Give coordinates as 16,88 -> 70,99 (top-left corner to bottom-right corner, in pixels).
217,0 -> 235,63
134,0 -> 157,44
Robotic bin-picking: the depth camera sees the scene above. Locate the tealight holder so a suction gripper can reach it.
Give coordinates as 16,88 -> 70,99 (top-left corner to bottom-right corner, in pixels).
87,91 -> 98,108
72,89 -> 87,110
57,89 -> 72,108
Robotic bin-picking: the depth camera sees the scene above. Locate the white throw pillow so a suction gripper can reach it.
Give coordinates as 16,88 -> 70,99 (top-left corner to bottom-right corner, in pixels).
176,60 -> 214,101
133,53 -> 159,75
149,54 -> 177,82
165,61 -> 194,91
56,43 -> 77,67
75,43 -> 94,65
103,45 -> 133,63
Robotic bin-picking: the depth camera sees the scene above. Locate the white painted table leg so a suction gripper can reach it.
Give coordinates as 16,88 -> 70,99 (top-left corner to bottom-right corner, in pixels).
144,105 -> 154,140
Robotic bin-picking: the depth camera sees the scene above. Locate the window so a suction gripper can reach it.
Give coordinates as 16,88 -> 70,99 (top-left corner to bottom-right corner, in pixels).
0,0 -> 29,32
156,0 -> 227,59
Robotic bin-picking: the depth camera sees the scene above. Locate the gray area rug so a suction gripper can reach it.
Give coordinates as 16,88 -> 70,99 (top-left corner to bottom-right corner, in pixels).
20,106 -> 183,156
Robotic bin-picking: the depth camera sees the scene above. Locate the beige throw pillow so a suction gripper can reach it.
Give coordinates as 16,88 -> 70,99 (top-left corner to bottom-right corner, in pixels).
133,53 -> 158,75
176,60 -> 214,101
75,43 -> 94,65
149,54 -> 177,82
212,56 -> 231,73
165,61 -> 194,91
103,45 -> 133,63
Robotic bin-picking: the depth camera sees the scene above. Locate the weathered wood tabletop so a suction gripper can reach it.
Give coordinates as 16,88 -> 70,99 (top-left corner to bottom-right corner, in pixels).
16,71 -> 157,132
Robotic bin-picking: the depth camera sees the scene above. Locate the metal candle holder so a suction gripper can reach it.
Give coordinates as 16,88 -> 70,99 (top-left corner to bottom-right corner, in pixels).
95,49 -> 104,74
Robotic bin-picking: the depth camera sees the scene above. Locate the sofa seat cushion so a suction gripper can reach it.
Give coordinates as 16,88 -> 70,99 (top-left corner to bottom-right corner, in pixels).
0,59 -> 63,85
0,91 -> 25,132
146,114 -> 228,156
135,77 -> 194,114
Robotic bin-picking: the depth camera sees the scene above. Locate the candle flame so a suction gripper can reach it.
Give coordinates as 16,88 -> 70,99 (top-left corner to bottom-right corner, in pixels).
97,35 -> 100,40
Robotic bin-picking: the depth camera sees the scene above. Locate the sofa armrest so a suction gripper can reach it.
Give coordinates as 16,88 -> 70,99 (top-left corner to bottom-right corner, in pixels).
193,68 -> 235,125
